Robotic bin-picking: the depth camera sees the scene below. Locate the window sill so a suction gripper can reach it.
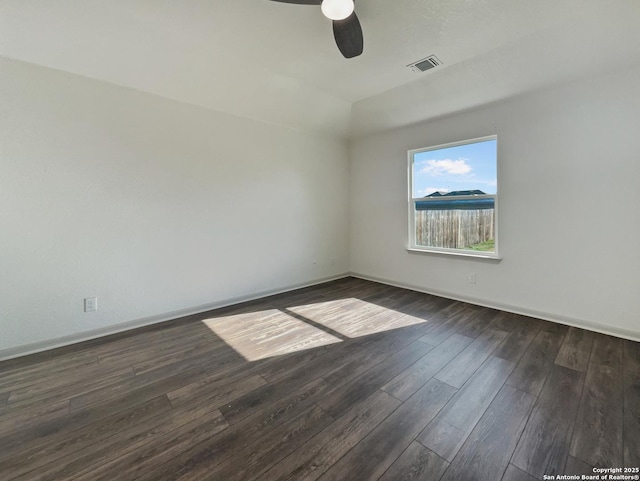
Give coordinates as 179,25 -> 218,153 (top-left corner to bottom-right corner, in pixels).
407,247 -> 502,262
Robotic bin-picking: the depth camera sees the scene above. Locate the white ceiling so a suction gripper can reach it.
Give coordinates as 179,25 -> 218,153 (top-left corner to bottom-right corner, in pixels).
2,1 -> 640,138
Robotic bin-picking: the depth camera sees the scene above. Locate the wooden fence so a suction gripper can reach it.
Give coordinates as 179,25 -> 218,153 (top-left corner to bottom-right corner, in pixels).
415,208 -> 494,249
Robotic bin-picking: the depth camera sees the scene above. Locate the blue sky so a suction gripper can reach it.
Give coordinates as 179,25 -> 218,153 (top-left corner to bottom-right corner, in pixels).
412,139 -> 497,197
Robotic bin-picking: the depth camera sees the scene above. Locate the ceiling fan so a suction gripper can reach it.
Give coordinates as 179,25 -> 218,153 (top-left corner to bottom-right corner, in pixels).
269,0 -> 364,58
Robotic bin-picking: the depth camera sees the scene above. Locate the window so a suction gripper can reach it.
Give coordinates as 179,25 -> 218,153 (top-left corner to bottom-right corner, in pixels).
408,136 -> 498,258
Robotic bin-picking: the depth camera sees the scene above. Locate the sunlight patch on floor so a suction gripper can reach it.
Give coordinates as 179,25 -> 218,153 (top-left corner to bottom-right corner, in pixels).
201,308 -> 342,362
286,298 -> 431,338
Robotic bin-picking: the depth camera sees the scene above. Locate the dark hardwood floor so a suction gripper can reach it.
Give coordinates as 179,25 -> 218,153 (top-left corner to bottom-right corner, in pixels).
0,277 -> 638,481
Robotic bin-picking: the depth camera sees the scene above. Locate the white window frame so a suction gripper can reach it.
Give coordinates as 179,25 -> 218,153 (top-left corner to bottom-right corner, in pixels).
407,135 -> 500,259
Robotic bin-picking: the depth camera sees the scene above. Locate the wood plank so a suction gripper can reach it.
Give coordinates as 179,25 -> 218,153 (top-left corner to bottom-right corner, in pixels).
358,282 -> 406,301
416,356 -> 515,462
501,464 -> 539,481
14,397 -> 225,481
216,351 -> 351,425
68,365 -> 207,413
0,351 -> 99,386
94,331 -> 194,366
0,392 -> 173,463
537,318 -> 569,336
0,400 -> 69,438
0,358 -> 131,395
191,406 -> 333,481
294,298 -> 383,338
317,379 -> 456,481
492,323 -> 539,364
554,327 -> 595,372
74,410 -> 229,481
0,360 -> 103,398
197,350 -> 276,384
397,298 -> 464,337
487,311 -> 521,333
218,326 -> 422,426
563,455 -> 594,476
200,352 -> 255,379
570,334 -> 624,468
254,344 -> 334,383
378,441 -> 449,481
132,343 -> 240,376
5,366 -> 136,410
371,291 -> 437,319
199,306 -> 341,362
453,307 -> 500,338
62,368 -> 205,424
440,384 -> 535,481
511,365 -> 584,478
317,340 -> 435,417
260,390 -> 401,481
382,334 -> 473,401
623,339 -> 640,467
321,345 -> 402,389
0,395 -> 172,480
418,305 -> 478,346
340,305 -> 423,338
167,372 -> 267,410
96,328 -> 220,361
135,378 -> 332,481
505,329 -> 565,396
344,323 -> 426,356
281,298 -> 352,334
0,356 -> 50,375
400,296 -> 457,327
434,328 -> 508,388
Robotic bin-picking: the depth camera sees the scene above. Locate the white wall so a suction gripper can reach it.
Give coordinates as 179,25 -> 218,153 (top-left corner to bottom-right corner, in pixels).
0,58 -> 349,357
349,66 -> 640,339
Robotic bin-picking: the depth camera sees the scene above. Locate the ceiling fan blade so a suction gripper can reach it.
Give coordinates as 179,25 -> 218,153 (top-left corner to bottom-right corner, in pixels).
332,11 -> 363,58
269,0 -> 321,4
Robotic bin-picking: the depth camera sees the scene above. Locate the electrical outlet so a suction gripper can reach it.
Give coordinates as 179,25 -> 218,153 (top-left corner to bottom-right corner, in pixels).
84,297 -> 98,312
468,273 -> 476,284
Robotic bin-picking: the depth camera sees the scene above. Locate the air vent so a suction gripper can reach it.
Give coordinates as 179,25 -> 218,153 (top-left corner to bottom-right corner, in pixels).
408,55 -> 443,73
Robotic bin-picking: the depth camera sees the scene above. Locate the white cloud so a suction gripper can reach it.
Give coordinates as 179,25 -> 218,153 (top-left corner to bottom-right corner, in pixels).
418,187 -> 450,196
420,158 -> 472,176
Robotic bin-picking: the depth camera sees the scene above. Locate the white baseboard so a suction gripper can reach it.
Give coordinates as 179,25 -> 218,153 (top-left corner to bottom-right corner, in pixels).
350,272 -> 640,343
0,273 -> 350,362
